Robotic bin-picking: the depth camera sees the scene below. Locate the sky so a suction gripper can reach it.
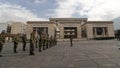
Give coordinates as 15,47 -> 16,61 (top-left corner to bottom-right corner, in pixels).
0,0 -> 120,29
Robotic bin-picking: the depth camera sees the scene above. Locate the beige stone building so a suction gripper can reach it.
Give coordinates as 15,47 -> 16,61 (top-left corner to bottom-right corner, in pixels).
27,18 -> 115,40
11,22 -> 26,34
82,21 -> 114,39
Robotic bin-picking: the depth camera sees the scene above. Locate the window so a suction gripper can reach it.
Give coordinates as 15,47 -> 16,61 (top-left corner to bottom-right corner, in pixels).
64,27 -> 77,38
96,27 -> 103,35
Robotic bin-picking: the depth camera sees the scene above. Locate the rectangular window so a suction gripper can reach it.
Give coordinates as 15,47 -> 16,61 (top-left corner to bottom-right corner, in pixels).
64,27 -> 77,38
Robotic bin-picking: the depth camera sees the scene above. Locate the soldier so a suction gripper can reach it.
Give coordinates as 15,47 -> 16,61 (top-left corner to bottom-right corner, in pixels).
22,34 -> 27,51
29,30 -> 36,55
13,34 -> 19,53
46,34 -> 49,49
0,32 -> 5,57
35,33 -> 39,48
38,32 -> 42,52
42,33 -> 46,50
70,35 -> 73,47
49,36 -> 53,47
54,37 -> 57,45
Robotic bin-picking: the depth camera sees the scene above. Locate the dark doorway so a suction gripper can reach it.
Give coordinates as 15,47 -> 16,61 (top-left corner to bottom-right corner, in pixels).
33,27 -> 48,34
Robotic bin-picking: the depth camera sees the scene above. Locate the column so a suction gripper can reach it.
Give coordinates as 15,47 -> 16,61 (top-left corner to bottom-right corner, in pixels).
103,27 -> 105,37
94,27 -> 97,37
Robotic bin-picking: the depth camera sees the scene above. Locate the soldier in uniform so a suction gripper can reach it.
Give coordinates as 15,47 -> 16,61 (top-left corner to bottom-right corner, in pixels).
70,35 -> 73,47
49,36 -> 53,47
54,37 -> 57,45
29,30 -> 36,55
43,33 -> 46,50
38,32 -> 43,52
22,34 -> 27,51
35,33 -> 39,48
13,34 -> 19,53
46,34 -> 49,49
0,32 -> 5,57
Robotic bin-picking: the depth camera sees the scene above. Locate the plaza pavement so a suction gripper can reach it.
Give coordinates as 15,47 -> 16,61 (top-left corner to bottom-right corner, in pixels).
0,40 -> 120,68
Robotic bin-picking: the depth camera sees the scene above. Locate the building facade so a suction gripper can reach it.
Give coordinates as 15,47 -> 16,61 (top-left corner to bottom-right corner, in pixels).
0,23 -> 8,33
11,22 -> 26,34
27,18 -> 115,40
82,21 -> 114,39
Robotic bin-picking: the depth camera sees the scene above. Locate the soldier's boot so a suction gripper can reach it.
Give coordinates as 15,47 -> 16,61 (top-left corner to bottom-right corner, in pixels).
119,48 -> 120,50
14,49 -> 18,53
39,49 -> 42,52
46,45 -> 48,49
29,48 -> 34,55
23,44 -> 26,51
0,45 -> 3,57
14,50 -> 18,53
0,55 -> 2,57
23,48 -> 26,51
14,45 -> 18,53
29,52 -> 35,55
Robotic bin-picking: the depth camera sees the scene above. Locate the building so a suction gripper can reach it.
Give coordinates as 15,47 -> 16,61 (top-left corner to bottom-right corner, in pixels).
82,21 -> 114,39
27,18 -> 115,40
11,22 -> 26,34
0,23 -> 8,33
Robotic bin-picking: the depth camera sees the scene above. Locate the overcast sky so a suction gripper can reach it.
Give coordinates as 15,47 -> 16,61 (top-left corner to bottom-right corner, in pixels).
0,0 -> 120,29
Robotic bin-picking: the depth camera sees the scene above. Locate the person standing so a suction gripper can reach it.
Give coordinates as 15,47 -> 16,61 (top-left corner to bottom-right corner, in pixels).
35,33 -> 39,48
0,32 -> 5,57
22,34 -> 27,51
70,35 -> 73,47
13,34 -> 19,53
29,30 -> 36,55
46,34 -> 49,49
43,33 -> 46,50
38,32 -> 43,52
49,36 -> 53,47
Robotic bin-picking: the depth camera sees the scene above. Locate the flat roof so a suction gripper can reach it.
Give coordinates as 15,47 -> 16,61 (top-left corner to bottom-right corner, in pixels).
27,21 -> 53,24
49,18 -> 88,21
87,21 -> 113,23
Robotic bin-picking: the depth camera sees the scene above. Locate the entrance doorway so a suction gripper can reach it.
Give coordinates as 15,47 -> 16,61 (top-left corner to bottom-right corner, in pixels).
33,27 -> 48,34
64,27 -> 77,38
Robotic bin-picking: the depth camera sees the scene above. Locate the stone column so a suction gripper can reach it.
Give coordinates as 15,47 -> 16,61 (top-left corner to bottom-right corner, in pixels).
94,27 -> 97,37
103,27 -> 105,37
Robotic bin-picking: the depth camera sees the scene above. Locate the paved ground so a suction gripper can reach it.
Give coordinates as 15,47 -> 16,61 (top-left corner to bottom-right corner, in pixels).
0,40 -> 120,68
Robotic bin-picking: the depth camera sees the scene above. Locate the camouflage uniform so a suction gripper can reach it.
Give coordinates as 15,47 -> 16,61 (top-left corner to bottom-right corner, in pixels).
13,34 -> 19,53
38,33 -> 43,52
49,36 -> 53,47
43,34 -> 46,50
35,35 -> 38,48
29,31 -> 35,55
22,34 -> 27,51
46,34 -> 49,49
70,35 -> 73,47
54,37 -> 57,45
0,34 -> 5,57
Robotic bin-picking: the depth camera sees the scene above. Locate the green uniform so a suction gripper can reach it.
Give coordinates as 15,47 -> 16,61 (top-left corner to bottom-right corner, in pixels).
46,34 -> 49,49
49,36 -> 53,47
22,34 -> 27,51
35,35 -> 38,48
42,34 -> 46,50
70,36 -> 73,47
38,34 -> 43,52
29,32 -> 35,55
13,35 -> 19,53
0,34 -> 5,57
